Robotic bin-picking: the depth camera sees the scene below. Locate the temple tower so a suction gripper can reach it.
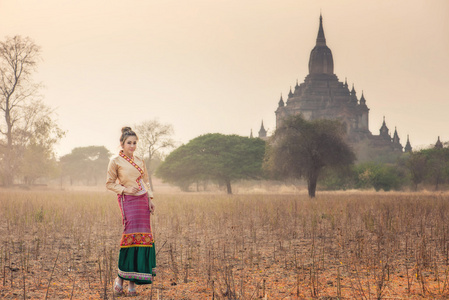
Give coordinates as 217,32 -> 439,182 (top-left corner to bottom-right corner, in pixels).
273,14 -> 407,156
258,120 -> 267,139
275,14 -> 371,143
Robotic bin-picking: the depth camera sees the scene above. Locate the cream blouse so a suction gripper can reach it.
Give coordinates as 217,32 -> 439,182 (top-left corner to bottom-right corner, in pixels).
106,154 -> 154,198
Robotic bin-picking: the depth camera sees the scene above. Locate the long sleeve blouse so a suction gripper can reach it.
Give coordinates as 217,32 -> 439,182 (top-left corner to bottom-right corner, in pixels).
106,154 -> 154,197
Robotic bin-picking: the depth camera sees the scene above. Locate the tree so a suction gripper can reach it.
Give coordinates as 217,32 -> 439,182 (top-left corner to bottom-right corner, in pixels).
421,147 -> 449,190
18,105 -> 65,184
319,167 -> 354,191
155,144 -> 203,192
60,146 -> 111,186
354,162 -> 403,191
0,36 -> 40,185
134,119 -> 176,190
264,115 -> 355,197
0,36 -> 64,185
156,133 -> 266,194
404,152 -> 427,191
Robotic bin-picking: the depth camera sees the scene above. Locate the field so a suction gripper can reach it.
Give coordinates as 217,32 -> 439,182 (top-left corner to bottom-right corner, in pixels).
1,189 -> 449,299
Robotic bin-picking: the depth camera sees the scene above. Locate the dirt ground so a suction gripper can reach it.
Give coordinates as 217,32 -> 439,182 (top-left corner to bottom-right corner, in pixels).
1,189 -> 449,299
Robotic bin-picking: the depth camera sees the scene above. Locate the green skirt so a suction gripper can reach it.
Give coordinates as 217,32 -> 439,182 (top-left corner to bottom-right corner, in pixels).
118,243 -> 157,284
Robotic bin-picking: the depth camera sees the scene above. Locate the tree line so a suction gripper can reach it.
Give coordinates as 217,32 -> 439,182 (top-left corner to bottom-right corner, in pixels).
156,117 -> 449,197
2,36 -> 447,194
156,116 -> 355,197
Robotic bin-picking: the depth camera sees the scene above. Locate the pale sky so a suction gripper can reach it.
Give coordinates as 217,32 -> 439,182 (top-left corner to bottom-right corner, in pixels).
1,0 -> 448,156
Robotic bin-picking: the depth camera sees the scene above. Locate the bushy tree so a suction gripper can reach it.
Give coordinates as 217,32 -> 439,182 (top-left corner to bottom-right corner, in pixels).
156,133 -> 265,194
420,147 -> 449,190
354,162 -> 403,191
319,167 -> 354,191
404,152 -> 427,190
155,144 -> 202,191
60,146 -> 111,186
264,115 -> 355,197
18,109 -> 65,184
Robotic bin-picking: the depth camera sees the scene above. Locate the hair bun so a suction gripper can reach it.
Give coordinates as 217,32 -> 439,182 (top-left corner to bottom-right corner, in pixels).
121,126 -> 132,134
119,126 -> 138,144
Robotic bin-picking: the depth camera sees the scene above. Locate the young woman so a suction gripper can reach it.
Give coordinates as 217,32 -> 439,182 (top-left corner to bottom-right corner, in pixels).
106,127 -> 156,296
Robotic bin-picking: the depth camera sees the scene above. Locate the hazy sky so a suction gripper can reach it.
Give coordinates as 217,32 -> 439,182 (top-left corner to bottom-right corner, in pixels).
1,0 -> 448,156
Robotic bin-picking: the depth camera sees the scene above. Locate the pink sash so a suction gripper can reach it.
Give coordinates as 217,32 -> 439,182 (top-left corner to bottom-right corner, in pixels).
119,150 -> 145,191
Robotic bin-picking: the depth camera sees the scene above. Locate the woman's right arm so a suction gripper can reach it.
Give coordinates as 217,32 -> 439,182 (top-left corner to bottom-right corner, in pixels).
106,159 -> 126,195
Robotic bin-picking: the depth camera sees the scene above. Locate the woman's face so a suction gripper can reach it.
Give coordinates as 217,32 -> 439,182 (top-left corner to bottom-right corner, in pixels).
122,135 -> 138,156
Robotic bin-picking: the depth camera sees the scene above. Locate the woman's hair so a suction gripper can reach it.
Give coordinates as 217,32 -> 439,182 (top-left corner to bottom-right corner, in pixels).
120,127 -> 138,145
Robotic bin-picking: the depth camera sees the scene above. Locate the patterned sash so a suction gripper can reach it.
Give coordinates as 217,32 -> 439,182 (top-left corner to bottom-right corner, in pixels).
119,151 -> 145,191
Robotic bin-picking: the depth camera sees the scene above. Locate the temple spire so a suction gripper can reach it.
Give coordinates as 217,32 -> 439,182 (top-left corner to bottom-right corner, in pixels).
278,93 -> 284,107
258,120 -> 267,139
316,13 -> 326,46
360,91 -> 366,106
404,135 -> 412,152
435,136 -> 443,149
379,116 -> 390,140
393,127 -> 400,144
308,14 -> 334,75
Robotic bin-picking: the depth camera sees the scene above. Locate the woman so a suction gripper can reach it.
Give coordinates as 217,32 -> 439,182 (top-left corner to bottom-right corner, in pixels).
106,127 -> 156,296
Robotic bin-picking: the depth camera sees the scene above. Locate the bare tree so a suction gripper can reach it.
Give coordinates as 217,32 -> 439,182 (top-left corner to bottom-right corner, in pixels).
0,36 -> 42,185
135,119 -> 176,190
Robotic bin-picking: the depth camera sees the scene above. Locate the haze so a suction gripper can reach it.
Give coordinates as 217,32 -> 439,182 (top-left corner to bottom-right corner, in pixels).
0,0 -> 448,156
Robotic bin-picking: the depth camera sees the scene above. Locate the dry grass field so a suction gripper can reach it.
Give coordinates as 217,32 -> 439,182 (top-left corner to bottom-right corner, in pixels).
1,189 -> 449,299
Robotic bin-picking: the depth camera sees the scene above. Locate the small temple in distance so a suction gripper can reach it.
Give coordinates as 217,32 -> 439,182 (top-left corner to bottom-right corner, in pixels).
255,14 -> 412,161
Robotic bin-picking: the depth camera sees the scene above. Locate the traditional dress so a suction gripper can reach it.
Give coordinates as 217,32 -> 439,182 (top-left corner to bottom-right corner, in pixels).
106,151 -> 156,284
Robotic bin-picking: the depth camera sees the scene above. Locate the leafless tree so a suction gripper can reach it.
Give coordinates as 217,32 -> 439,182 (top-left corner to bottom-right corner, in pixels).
0,36 -> 42,185
0,36 -> 63,186
135,119 -> 176,190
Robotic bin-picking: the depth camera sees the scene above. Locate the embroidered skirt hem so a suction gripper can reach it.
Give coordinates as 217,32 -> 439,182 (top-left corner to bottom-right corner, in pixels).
118,245 -> 157,285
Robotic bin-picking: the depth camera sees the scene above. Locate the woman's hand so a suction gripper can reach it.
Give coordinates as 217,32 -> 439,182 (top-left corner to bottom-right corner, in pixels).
149,201 -> 155,214
123,186 -> 139,194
